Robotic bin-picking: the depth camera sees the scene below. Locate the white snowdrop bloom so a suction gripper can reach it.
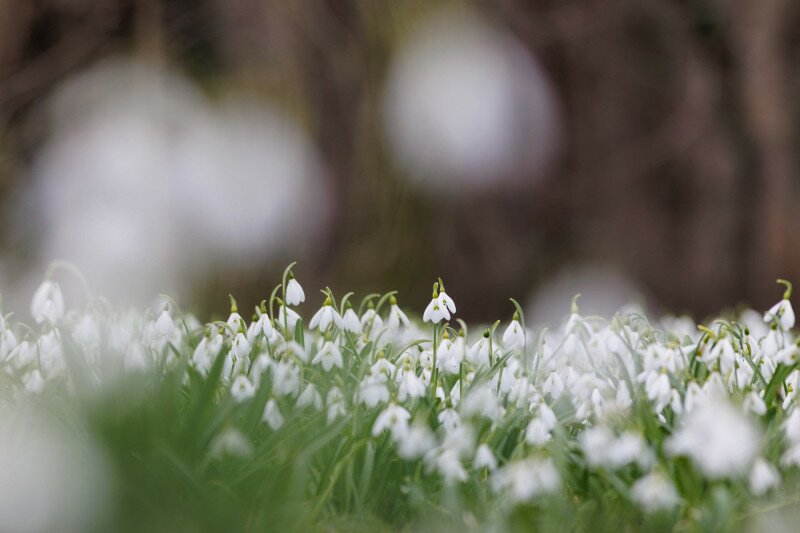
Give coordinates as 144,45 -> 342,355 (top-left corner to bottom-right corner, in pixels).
474,444 -> 497,471
327,387 -> 346,423
296,383 -> 323,410
210,428 -> 253,459
543,372 -> 565,400
278,306 -> 301,331
8,340 -> 34,370
491,458 -> 560,503
0,328 -> 18,363
372,403 -> 411,439
643,372 -> 672,413
461,384 -> 504,421
341,307 -> 362,334
248,313 -> 273,343
580,427 -> 652,469
397,423 -> 436,459
387,298 -> 411,330
430,448 -> 468,483
749,457 -> 780,496
230,332 -> 252,362
225,309 -> 245,335
360,307 -> 384,333
279,340 -> 309,363
438,408 -> 461,430
191,334 -> 221,376
744,391 -> 767,417
780,443 -> 800,467
423,284 -> 448,324
23,370 -> 45,394
73,315 -> 100,349
38,333 -> 65,378
764,298 -> 795,331
124,344 -> 148,372
631,472 -> 680,513
370,357 -> 396,379
502,318 -> 525,348
438,289 -> 456,316
30,280 -> 66,325
666,397 -> 759,478
230,375 -> 256,403
397,367 -> 426,400
467,335 -> 491,367
248,354 -> 272,387
491,367 -> 518,395
359,375 -> 390,408
262,399 -> 284,429
311,341 -> 343,371
784,408 -> 800,444
524,417 -> 551,447
309,301 -> 344,332
154,308 -> 176,339
285,277 -> 305,306
272,360 -> 301,397
774,343 -> 799,365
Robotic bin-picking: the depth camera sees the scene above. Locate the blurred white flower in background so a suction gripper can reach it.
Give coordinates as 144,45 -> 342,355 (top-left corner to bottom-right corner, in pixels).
0,409 -> 111,533
19,59 -> 327,304
383,6 -> 561,189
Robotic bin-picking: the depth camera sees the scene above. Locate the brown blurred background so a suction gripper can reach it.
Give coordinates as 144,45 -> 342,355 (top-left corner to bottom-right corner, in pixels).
2,0 -> 800,323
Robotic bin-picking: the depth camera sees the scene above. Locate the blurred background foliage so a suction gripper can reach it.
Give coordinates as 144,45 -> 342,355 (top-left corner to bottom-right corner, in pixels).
2,0 -> 800,323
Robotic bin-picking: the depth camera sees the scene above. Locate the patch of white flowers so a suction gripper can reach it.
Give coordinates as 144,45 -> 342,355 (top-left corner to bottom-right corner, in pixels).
7,268 -> 800,518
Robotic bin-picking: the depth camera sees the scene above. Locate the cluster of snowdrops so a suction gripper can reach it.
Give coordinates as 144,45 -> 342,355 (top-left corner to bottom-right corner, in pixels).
5,264 -> 800,526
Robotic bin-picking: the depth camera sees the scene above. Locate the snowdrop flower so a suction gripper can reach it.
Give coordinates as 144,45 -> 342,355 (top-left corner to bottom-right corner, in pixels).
749,457 -> 780,496
341,304 -> 362,334
372,403 -> 411,439
296,383 -> 323,410
502,313 -> 525,348
155,308 -> 176,339
437,280 -> 456,316
474,444 -> 497,471
124,344 -> 148,372
397,367 -> 426,400
23,370 -> 45,394
230,332 -> 252,364
262,399 -> 284,429
231,375 -> 256,403
784,408 -> 800,444
525,404 -> 557,446
423,282 -> 448,324
327,387 -> 346,423
248,312 -> 274,343
192,333 -> 223,376
428,448 -> 468,483
278,305 -> 301,331
387,296 -> 411,330
359,375 -> 390,408
438,408 -> 461,430
666,397 -> 759,478
631,472 -> 680,513
272,360 -> 301,397
31,279 -> 65,325
764,285 -> 794,331
491,458 -> 560,503
210,428 -> 253,458
285,273 -> 305,306
397,423 -> 436,459
467,332 -> 492,367
309,297 -> 344,332
360,303 -> 384,332
311,341 -> 343,371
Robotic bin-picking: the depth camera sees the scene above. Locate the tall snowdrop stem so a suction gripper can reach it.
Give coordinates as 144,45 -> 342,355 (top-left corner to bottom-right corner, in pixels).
45,260 -> 92,299
432,322 -> 439,400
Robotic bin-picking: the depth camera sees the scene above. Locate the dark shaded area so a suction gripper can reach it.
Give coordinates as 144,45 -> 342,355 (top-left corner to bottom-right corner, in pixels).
2,0 -> 800,320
